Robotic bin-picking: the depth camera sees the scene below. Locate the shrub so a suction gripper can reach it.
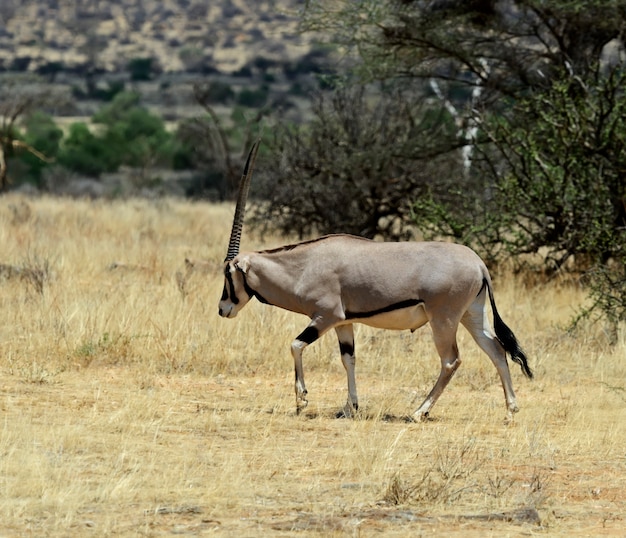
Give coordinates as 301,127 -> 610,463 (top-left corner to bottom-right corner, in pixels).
18,112 -> 63,185
58,122 -> 120,177
236,85 -> 269,108
127,57 -> 155,81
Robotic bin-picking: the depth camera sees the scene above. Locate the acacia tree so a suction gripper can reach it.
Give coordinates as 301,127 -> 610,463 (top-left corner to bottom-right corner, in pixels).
288,0 -> 626,326
18,111 -> 63,186
251,83 -> 460,240
302,0 -> 625,92
482,68 -> 625,267
482,68 -> 625,329
257,0 -> 626,247
0,78 -> 57,191
300,0 -> 626,177
175,82 -> 267,200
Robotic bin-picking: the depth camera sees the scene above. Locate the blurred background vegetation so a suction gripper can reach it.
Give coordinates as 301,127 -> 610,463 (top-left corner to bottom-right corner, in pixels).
0,0 -> 624,329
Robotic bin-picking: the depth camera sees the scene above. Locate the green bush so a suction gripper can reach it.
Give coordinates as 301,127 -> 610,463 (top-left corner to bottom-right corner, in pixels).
17,112 -> 63,185
95,92 -> 175,169
413,67 -> 626,328
58,122 -> 121,177
236,85 -> 269,108
127,57 -> 155,81
202,81 -> 235,104
93,80 -> 125,102
58,92 -> 175,177
36,61 -> 64,82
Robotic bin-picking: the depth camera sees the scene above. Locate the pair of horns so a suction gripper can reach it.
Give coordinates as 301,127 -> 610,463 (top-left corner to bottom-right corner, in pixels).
224,140 -> 260,262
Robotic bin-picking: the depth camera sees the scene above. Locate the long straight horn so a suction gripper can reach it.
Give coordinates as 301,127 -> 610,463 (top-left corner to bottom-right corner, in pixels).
225,140 -> 260,261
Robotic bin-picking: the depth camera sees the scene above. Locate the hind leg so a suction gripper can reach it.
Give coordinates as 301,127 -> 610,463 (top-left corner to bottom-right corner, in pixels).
413,320 -> 462,421
461,292 -> 519,420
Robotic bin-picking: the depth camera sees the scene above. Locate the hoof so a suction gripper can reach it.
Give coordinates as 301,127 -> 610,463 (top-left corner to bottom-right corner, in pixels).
335,402 -> 358,419
412,411 -> 430,422
296,400 -> 308,415
504,402 -> 519,424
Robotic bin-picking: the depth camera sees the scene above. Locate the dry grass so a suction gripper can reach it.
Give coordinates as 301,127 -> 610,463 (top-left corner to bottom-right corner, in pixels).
0,194 -> 624,537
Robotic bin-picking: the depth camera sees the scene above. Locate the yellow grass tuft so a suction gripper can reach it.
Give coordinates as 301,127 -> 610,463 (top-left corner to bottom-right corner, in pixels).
0,194 -> 624,536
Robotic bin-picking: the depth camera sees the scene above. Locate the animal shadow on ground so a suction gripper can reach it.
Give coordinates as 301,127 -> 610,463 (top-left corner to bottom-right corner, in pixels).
299,408 -> 438,423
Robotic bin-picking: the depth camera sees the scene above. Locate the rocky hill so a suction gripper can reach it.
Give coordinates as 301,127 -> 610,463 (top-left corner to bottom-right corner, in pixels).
0,1 -> 330,197
0,0 -> 316,74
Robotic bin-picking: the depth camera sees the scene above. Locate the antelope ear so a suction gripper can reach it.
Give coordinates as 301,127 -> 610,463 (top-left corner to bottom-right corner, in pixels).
235,256 -> 250,274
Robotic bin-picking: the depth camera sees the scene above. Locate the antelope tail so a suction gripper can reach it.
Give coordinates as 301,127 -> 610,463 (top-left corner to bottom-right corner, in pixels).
485,279 -> 533,379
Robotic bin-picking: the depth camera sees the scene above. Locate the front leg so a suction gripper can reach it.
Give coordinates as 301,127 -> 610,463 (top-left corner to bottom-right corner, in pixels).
335,325 -> 358,417
291,325 -> 320,414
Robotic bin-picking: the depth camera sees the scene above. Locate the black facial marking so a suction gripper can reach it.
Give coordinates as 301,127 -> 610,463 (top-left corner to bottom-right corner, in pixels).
224,269 -> 239,304
339,341 -> 354,356
297,326 -> 319,345
345,299 -> 424,320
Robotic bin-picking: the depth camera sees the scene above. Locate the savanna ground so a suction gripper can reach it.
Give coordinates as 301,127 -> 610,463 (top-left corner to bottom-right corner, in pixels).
0,194 -> 624,537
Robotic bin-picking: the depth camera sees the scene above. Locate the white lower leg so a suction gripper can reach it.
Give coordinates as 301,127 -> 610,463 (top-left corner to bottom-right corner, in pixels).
291,340 -> 308,413
413,356 -> 461,420
342,354 -> 358,410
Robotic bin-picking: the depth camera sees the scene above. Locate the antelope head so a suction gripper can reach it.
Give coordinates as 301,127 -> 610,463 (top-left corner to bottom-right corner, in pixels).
219,140 -> 260,318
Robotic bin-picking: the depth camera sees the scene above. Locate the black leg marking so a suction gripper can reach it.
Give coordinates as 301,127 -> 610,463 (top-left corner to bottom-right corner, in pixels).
297,326 -> 319,345
339,341 -> 354,356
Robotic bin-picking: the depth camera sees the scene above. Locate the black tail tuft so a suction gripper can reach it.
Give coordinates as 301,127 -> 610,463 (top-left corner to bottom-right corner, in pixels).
485,279 -> 533,379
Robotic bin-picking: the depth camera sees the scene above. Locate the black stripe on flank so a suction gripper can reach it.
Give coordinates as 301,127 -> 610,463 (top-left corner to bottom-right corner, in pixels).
339,342 -> 354,356
346,299 -> 424,320
297,326 -> 319,345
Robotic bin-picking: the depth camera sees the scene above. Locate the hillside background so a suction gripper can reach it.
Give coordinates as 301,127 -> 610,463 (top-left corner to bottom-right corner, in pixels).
1,0 -> 315,74
0,0 -> 336,198
0,0 -> 326,121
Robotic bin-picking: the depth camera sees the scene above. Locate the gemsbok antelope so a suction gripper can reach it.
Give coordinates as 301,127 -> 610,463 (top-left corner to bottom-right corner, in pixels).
218,141 -> 532,421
